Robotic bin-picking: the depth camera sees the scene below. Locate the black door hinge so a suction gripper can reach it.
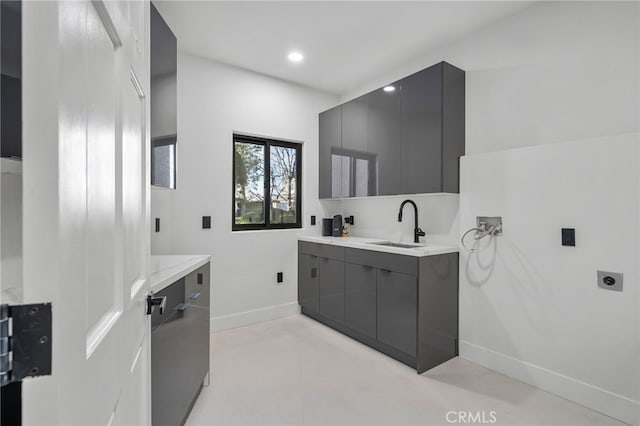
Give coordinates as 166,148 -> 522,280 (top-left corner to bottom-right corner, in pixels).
0,303 -> 52,387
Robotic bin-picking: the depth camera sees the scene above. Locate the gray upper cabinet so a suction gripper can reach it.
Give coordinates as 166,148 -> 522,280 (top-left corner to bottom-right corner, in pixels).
340,98 -> 374,197
151,3 -> 177,189
318,61 -> 464,199
400,65 -> 442,194
319,106 -> 342,199
366,86 -> 402,196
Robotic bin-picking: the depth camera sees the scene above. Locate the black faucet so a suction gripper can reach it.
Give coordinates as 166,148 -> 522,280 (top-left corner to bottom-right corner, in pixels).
398,199 -> 425,243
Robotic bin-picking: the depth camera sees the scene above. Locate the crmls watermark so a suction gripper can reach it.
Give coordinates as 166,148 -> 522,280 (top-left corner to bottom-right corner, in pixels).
446,411 -> 497,424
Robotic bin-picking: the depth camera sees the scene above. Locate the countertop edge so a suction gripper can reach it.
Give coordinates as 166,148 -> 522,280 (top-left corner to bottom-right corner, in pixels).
150,255 -> 211,293
297,236 -> 459,257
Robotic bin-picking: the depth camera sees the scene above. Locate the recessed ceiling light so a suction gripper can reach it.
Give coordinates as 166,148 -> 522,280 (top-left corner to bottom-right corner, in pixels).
383,85 -> 395,92
288,51 -> 304,63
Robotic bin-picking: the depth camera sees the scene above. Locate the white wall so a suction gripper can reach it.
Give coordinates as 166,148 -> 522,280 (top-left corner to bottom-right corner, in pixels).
151,52 -> 338,329
460,135 -> 639,424
320,194 -> 459,246
342,2 -> 639,155
331,2 -> 640,423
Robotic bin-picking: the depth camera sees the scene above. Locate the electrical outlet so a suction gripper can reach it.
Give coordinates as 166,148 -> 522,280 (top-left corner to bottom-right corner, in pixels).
277,272 -> 283,284
597,271 -> 623,292
155,218 -> 160,233
561,228 -> 575,246
311,215 -> 316,226
202,216 -> 211,229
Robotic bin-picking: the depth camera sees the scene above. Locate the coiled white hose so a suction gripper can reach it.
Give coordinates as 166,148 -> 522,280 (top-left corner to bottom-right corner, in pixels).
461,224 -> 498,253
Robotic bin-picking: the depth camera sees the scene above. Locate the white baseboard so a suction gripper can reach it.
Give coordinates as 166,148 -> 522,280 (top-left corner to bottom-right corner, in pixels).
459,341 -> 639,425
210,302 -> 301,333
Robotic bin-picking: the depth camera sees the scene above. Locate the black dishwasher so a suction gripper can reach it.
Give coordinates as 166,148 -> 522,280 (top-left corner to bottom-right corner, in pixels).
151,263 -> 210,426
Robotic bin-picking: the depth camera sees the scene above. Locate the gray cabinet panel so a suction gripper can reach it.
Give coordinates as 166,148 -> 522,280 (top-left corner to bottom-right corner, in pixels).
319,106 -> 342,199
441,63 -> 465,193
366,87 -> 401,196
377,269 -> 417,357
184,264 -> 210,310
318,61 -> 464,199
152,263 -> 210,426
299,241 -> 344,261
298,241 -> 319,256
417,253 -> 459,372
400,64 -> 442,194
299,242 -> 458,373
298,253 -> 319,313
319,257 -> 345,324
345,263 -> 377,339
339,98 -> 373,197
344,247 -> 418,276
341,98 -> 368,153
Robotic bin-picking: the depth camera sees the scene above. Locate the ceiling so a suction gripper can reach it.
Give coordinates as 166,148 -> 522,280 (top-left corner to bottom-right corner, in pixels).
154,1 -> 533,95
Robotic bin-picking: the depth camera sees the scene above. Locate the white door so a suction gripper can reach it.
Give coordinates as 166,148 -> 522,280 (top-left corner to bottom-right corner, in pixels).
21,1 -> 151,424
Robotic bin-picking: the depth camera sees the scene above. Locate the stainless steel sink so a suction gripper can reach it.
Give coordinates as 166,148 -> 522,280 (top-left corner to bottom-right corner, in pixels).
368,242 -> 424,249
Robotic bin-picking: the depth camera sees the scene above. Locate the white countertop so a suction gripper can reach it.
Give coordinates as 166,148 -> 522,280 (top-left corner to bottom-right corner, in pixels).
150,255 -> 211,293
298,236 -> 458,257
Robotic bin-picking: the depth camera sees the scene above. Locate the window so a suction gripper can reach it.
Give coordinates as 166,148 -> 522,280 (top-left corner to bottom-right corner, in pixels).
233,134 -> 302,230
151,136 -> 176,189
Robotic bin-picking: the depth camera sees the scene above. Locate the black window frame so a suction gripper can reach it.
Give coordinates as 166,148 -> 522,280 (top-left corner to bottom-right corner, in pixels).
232,134 -> 302,231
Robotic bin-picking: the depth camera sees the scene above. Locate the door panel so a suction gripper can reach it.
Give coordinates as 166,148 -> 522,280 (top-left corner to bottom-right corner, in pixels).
377,270 -> 417,357
345,263 -> 376,339
22,1 -> 151,424
319,106 -> 341,199
298,253 -> 319,313
400,64 -> 443,194
86,0 -> 119,350
366,87 -> 401,196
319,257 -> 345,324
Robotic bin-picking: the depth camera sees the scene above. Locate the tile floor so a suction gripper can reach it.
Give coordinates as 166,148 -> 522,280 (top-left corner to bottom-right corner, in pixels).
186,315 -> 624,426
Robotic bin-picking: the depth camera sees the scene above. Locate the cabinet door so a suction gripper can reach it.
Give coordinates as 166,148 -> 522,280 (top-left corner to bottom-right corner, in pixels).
366,86 -> 401,196
340,98 -> 372,197
319,257 -> 345,324
298,253 -> 319,313
319,106 -> 342,199
400,64 -> 442,194
377,269 -> 417,357
345,263 -> 377,339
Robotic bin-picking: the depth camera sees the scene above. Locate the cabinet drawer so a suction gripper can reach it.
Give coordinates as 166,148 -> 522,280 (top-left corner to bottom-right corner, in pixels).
298,241 -> 345,261
345,248 -> 418,276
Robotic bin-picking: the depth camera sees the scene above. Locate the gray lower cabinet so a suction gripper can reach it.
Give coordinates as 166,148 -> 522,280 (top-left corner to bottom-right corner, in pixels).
319,257 -> 345,324
298,241 -> 458,374
298,254 -> 319,313
377,270 -> 417,357
152,263 -> 210,426
345,263 -> 377,339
